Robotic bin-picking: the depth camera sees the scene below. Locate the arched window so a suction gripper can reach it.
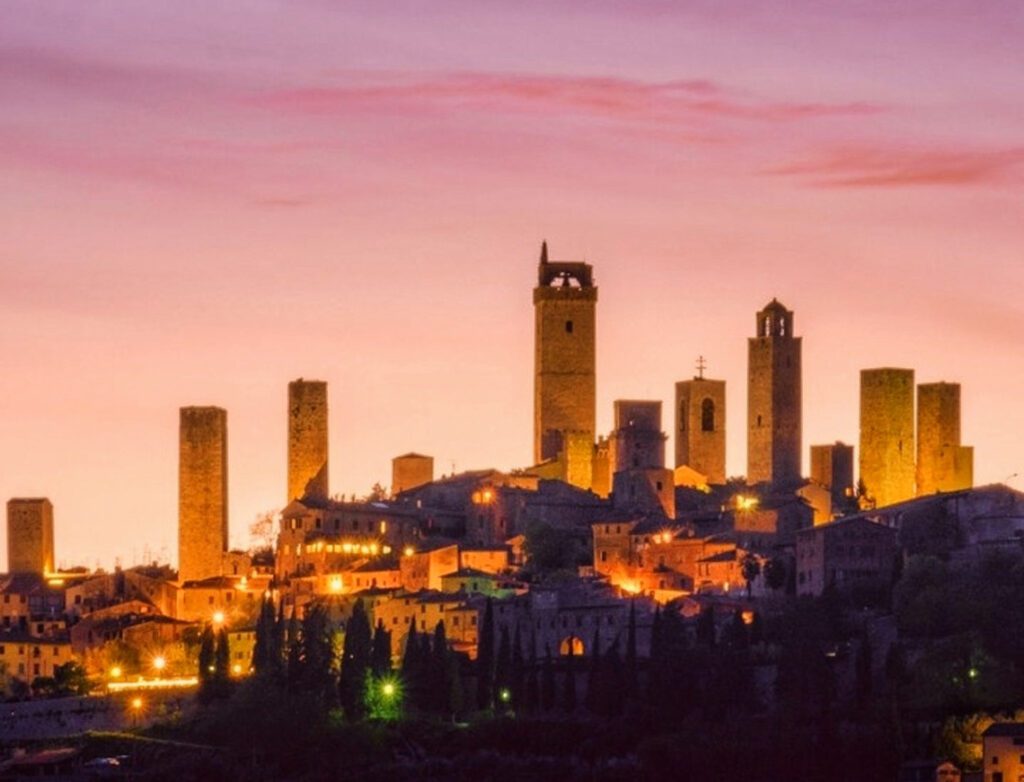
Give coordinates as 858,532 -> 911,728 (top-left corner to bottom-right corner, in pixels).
559,635 -> 585,656
701,398 -> 715,432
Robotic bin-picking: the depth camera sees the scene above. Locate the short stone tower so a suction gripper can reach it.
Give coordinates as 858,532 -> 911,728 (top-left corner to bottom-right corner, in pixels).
810,442 -> 855,504
917,382 -> 973,495
6,498 -> 54,575
675,375 -> 726,485
288,379 -> 329,503
859,369 -> 915,508
610,400 -> 674,518
179,406 -> 228,583
747,299 -> 802,486
533,241 -> 597,485
392,452 -> 434,496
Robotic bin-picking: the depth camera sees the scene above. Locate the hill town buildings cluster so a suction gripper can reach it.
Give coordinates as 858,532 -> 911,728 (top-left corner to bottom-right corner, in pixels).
0,243 -> 997,695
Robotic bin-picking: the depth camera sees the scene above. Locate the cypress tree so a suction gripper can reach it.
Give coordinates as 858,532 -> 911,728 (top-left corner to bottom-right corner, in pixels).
696,605 -> 716,647
525,632 -> 540,714
285,611 -> 302,692
214,628 -> 231,697
625,599 -> 638,693
270,600 -> 286,681
541,644 -> 556,712
301,604 -> 336,699
339,600 -> 372,719
604,643 -> 626,717
416,631 -> 432,711
401,623 -> 420,709
371,621 -> 392,676
197,624 -> 215,702
252,597 -> 271,676
510,624 -> 525,713
585,629 -> 602,714
495,624 -> 512,711
476,598 -> 495,710
431,621 -> 451,715
563,636 -> 577,713
725,609 -> 749,651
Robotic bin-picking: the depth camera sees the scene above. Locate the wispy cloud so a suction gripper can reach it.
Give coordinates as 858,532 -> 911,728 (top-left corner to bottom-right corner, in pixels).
252,72 -> 884,126
768,145 -> 1024,188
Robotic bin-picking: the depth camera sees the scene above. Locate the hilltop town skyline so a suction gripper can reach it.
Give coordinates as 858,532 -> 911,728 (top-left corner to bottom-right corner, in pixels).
1,243 -> 1004,571
3,1 -> 1023,571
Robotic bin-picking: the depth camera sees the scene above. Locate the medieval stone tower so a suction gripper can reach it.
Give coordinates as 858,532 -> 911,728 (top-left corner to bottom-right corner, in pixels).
391,452 -> 434,496
288,379 -> 329,503
675,374 -> 726,485
810,442 -> 855,505
917,382 -> 973,495
178,406 -> 228,583
859,368 -> 915,508
533,241 -> 597,485
747,299 -> 802,486
610,400 -> 674,518
6,498 -> 54,575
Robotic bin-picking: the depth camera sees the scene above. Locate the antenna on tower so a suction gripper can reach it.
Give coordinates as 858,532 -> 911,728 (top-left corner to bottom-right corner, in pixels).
696,355 -> 707,380
540,240 -> 548,264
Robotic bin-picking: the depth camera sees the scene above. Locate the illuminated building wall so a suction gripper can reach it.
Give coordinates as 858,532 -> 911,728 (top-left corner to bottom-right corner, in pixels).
859,368 -> 915,508
917,382 -> 973,495
6,498 -> 54,576
533,242 -> 597,486
288,379 -> 329,503
747,299 -> 802,486
675,378 -> 727,485
178,406 -> 228,584
391,452 -> 434,496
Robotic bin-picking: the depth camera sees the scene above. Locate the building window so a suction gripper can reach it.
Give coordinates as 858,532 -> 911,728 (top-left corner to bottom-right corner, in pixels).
565,320 -> 573,334
701,398 -> 715,432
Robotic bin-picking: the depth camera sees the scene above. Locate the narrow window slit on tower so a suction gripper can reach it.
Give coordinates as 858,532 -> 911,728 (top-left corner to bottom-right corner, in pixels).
565,320 -> 573,334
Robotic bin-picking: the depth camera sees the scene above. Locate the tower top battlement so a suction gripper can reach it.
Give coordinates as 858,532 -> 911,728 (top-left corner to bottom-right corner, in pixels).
755,298 -> 795,338
537,241 -> 594,289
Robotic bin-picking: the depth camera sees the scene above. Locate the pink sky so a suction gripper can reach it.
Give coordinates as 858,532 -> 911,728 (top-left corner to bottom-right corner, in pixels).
2,1 -> 1022,569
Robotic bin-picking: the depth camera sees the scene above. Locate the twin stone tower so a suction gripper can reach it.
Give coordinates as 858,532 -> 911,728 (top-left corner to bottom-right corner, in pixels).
174,242 -> 970,583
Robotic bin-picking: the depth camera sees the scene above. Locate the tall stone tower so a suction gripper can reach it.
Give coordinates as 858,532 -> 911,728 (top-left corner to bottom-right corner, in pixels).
917,382 -> 973,495
747,299 -> 802,486
288,379 -> 329,503
859,369 -> 915,508
6,498 -> 55,575
179,406 -> 228,583
675,374 -> 726,485
533,241 -> 597,480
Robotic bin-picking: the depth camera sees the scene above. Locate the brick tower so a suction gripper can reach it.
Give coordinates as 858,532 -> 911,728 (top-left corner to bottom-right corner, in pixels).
810,442 -> 855,504
917,382 -> 973,495
391,452 -> 434,496
859,368 -> 915,508
288,379 -> 329,503
178,406 -> 228,583
6,498 -> 55,575
533,241 -> 597,484
747,299 -> 802,486
675,363 -> 726,484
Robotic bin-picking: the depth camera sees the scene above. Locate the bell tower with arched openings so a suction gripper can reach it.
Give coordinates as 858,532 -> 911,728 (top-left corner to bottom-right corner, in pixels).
747,299 -> 802,486
533,241 -> 597,482
675,356 -> 726,485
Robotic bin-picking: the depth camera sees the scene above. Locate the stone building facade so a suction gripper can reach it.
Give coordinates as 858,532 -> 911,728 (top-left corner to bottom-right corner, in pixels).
747,300 -> 802,487
6,499 -> 54,576
533,242 -> 597,487
794,516 -> 898,597
288,379 -> 329,503
859,368 -> 915,508
675,377 -> 726,485
178,406 -> 228,584
917,382 -> 973,495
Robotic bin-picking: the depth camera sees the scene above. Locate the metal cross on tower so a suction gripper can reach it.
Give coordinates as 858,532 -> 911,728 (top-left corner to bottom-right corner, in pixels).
696,355 -> 707,379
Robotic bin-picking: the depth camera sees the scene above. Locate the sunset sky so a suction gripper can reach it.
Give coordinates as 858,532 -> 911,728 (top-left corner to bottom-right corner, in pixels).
2,1 -> 1022,570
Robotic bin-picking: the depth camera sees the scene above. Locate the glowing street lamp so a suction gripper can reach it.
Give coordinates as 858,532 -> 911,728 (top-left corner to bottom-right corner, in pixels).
131,696 -> 143,711
382,681 -> 396,698
212,610 -> 225,626
109,665 -> 123,680
499,687 -> 511,704
152,656 -> 166,675
403,546 -> 415,557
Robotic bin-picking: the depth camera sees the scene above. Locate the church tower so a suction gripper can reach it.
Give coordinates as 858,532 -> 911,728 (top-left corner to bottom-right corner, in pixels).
533,242 -> 597,476
675,359 -> 726,485
747,299 -> 802,486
